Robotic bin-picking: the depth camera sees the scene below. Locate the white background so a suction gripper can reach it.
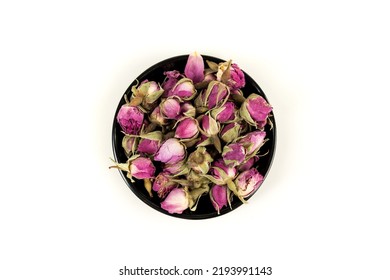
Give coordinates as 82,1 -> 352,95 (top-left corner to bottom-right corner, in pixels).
1,0 -> 389,279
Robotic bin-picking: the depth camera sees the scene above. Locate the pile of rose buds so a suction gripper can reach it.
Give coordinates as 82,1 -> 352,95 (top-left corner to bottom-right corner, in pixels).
111,52 -> 273,215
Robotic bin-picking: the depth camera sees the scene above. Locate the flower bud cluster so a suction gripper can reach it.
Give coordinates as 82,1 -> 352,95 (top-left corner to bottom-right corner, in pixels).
111,52 -> 273,215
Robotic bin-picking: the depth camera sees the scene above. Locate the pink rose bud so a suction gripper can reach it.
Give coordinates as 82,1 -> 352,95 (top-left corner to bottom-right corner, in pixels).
174,117 -> 199,139
210,185 -> 228,214
200,115 -> 220,137
152,172 -> 177,199
150,106 -> 168,126
160,97 -> 181,119
237,156 -> 259,172
161,188 -> 189,214
163,159 -> 189,176
137,131 -> 162,155
229,63 -> 246,90
217,62 -> 245,91
211,101 -> 236,123
154,138 -> 186,165
169,78 -> 197,100
220,123 -> 241,143
208,159 -> 237,185
205,81 -> 229,109
240,93 -> 272,128
234,168 -> 264,198
222,143 -> 246,167
184,52 -> 205,84
162,70 -> 181,96
116,105 -> 144,135
129,80 -> 164,108
137,138 -> 160,155
238,130 -> 266,156
180,102 -> 196,118
129,157 -> 156,180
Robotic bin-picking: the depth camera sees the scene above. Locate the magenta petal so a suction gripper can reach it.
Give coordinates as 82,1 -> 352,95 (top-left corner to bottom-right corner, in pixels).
171,81 -> 195,99
130,157 -> 156,179
238,156 -> 259,172
137,139 -> 160,155
247,96 -> 272,123
161,98 -> 181,119
162,70 -> 180,95
161,188 -> 188,214
184,52 -> 204,84
228,63 -> 246,90
208,84 -> 228,109
152,172 -> 176,199
235,168 -> 264,198
222,143 -> 245,166
116,105 -> 144,135
211,185 -> 228,212
238,130 -> 266,155
154,138 -> 185,164
216,102 -> 235,122
175,118 -> 198,139
211,159 -> 237,180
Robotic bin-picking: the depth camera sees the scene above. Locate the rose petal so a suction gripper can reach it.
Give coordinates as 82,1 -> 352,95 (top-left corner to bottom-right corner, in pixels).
161,188 -> 189,214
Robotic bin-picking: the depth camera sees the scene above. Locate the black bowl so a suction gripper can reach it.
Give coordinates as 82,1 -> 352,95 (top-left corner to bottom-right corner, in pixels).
112,54 -> 276,219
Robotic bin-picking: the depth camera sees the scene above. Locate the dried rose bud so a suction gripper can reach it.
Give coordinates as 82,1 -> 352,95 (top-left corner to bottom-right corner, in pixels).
174,117 -> 199,139
211,101 -> 236,123
210,185 -> 229,214
160,97 -> 181,120
154,138 -> 186,165
200,114 -> 220,137
121,134 -> 138,156
129,80 -> 164,108
129,157 -> 156,180
110,155 -> 156,197
228,63 -> 246,90
234,168 -> 264,198
187,146 -> 213,174
184,51 -> 204,84
219,122 -> 241,143
203,159 -> 250,203
163,159 -> 190,177
149,106 -> 168,126
240,93 -> 272,128
238,130 -> 266,157
110,155 -> 155,181
205,81 -> 230,109
180,102 -> 196,118
199,114 -> 222,152
152,172 -> 177,199
217,61 -> 245,91
169,78 -> 197,100
237,156 -> 259,172
206,159 -> 237,185
222,143 -> 246,167
162,70 -> 181,96
195,81 -> 230,111
116,105 -> 144,135
161,188 -> 189,214
137,131 -> 162,155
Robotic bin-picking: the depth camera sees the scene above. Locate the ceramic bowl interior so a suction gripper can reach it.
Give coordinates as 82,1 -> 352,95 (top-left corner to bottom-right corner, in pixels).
112,54 -> 276,219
